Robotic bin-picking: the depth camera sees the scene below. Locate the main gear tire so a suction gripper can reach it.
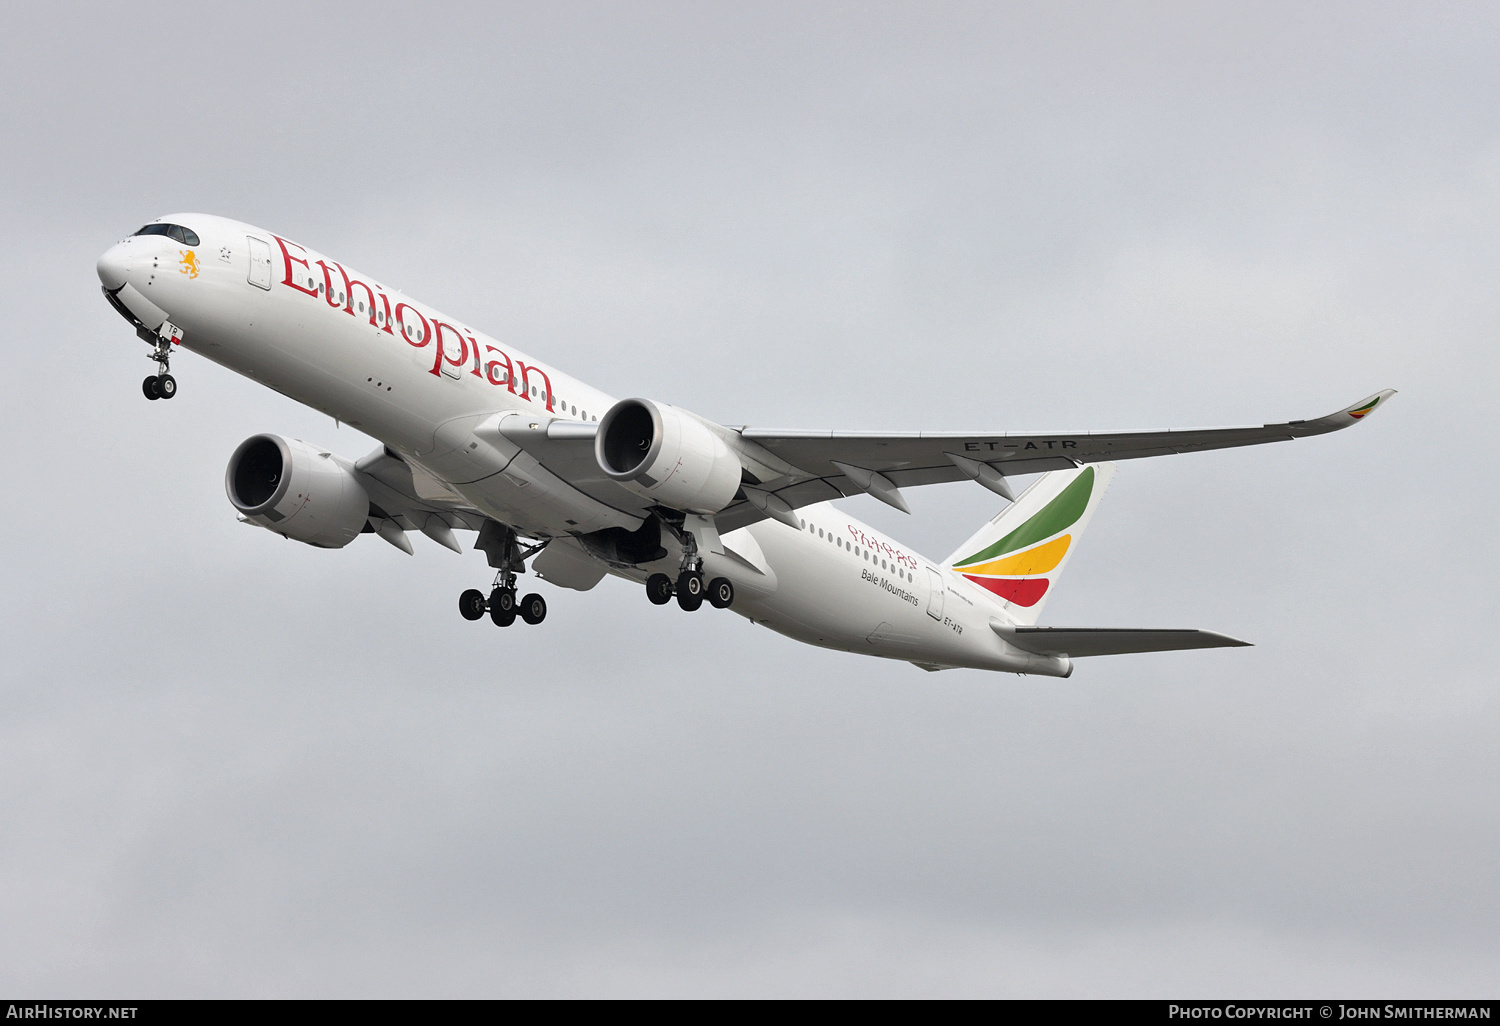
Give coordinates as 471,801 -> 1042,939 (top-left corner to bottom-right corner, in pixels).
646,573 -> 674,606
489,587 -> 517,627
676,572 -> 704,612
520,592 -> 547,625
459,588 -> 487,621
707,576 -> 735,609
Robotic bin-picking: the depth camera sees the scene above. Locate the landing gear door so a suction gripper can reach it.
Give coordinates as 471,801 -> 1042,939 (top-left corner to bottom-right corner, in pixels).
925,567 -> 945,621
247,236 -> 273,290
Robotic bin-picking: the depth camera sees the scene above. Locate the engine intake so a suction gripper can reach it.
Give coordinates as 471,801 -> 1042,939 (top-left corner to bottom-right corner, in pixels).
596,399 -> 742,514
226,434 -> 371,549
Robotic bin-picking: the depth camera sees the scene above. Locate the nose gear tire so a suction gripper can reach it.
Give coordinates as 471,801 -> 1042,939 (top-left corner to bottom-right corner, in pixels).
156,374 -> 177,399
142,376 -> 160,400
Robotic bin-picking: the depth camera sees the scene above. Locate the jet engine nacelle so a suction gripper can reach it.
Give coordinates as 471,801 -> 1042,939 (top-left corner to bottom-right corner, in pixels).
226,434 -> 370,549
595,399 -> 742,514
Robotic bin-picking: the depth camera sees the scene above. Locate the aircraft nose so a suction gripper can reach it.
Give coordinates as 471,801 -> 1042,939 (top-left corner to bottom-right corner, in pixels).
96,243 -> 130,290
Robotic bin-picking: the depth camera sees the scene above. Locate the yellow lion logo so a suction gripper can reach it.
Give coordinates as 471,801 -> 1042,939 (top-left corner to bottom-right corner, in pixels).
179,250 -> 200,279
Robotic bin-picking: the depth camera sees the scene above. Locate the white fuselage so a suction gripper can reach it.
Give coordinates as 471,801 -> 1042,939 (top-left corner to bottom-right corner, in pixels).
98,213 -> 1062,674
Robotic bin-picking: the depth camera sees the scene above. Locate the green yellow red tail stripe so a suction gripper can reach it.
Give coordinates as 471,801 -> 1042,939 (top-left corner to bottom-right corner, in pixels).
952,466 -> 1096,608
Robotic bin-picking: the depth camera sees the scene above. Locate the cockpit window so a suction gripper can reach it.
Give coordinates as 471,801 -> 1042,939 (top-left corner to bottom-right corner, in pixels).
133,223 -> 200,246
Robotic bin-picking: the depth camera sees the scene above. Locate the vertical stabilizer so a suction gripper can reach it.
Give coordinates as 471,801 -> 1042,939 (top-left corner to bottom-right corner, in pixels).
944,462 -> 1117,626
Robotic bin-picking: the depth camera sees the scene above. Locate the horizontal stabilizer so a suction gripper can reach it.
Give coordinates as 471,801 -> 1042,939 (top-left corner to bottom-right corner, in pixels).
990,620 -> 1250,658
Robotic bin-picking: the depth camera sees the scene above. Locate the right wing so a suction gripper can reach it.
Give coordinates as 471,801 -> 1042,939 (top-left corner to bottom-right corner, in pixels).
714,390 -> 1396,530
420,391 -> 1396,540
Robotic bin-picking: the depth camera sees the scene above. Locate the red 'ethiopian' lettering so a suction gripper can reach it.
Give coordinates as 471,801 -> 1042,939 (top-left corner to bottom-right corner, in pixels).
485,346 -> 515,391
394,303 -> 430,349
516,361 -> 555,412
313,260 -> 343,309
430,320 -> 470,377
466,333 -> 483,377
327,261 -> 380,325
277,245 -> 554,402
271,235 -> 319,298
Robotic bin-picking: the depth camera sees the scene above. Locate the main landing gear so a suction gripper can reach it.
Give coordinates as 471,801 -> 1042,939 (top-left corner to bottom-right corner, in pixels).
645,514 -> 735,612
141,331 -> 178,401
645,572 -> 734,612
459,520 -> 549,628
458,585 -> 546,628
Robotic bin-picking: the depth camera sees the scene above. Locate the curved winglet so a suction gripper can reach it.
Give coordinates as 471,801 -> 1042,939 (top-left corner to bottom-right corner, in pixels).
1292,389 -> 1397,437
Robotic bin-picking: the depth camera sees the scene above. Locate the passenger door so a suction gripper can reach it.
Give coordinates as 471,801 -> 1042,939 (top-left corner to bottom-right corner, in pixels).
246,236 -> 273,290
926,567 -> 945,621
440,330 -> 465,379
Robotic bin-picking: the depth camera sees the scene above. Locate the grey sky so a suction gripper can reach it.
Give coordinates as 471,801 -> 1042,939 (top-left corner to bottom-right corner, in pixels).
1,1 -> 1495,996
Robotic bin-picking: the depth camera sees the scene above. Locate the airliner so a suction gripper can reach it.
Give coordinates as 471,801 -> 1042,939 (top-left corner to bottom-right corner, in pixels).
97,214 -> 1393,677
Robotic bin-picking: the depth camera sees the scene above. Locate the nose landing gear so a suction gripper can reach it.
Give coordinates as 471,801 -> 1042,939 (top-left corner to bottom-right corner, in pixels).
141,326 -> 180,400
142,373 -> 177,400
